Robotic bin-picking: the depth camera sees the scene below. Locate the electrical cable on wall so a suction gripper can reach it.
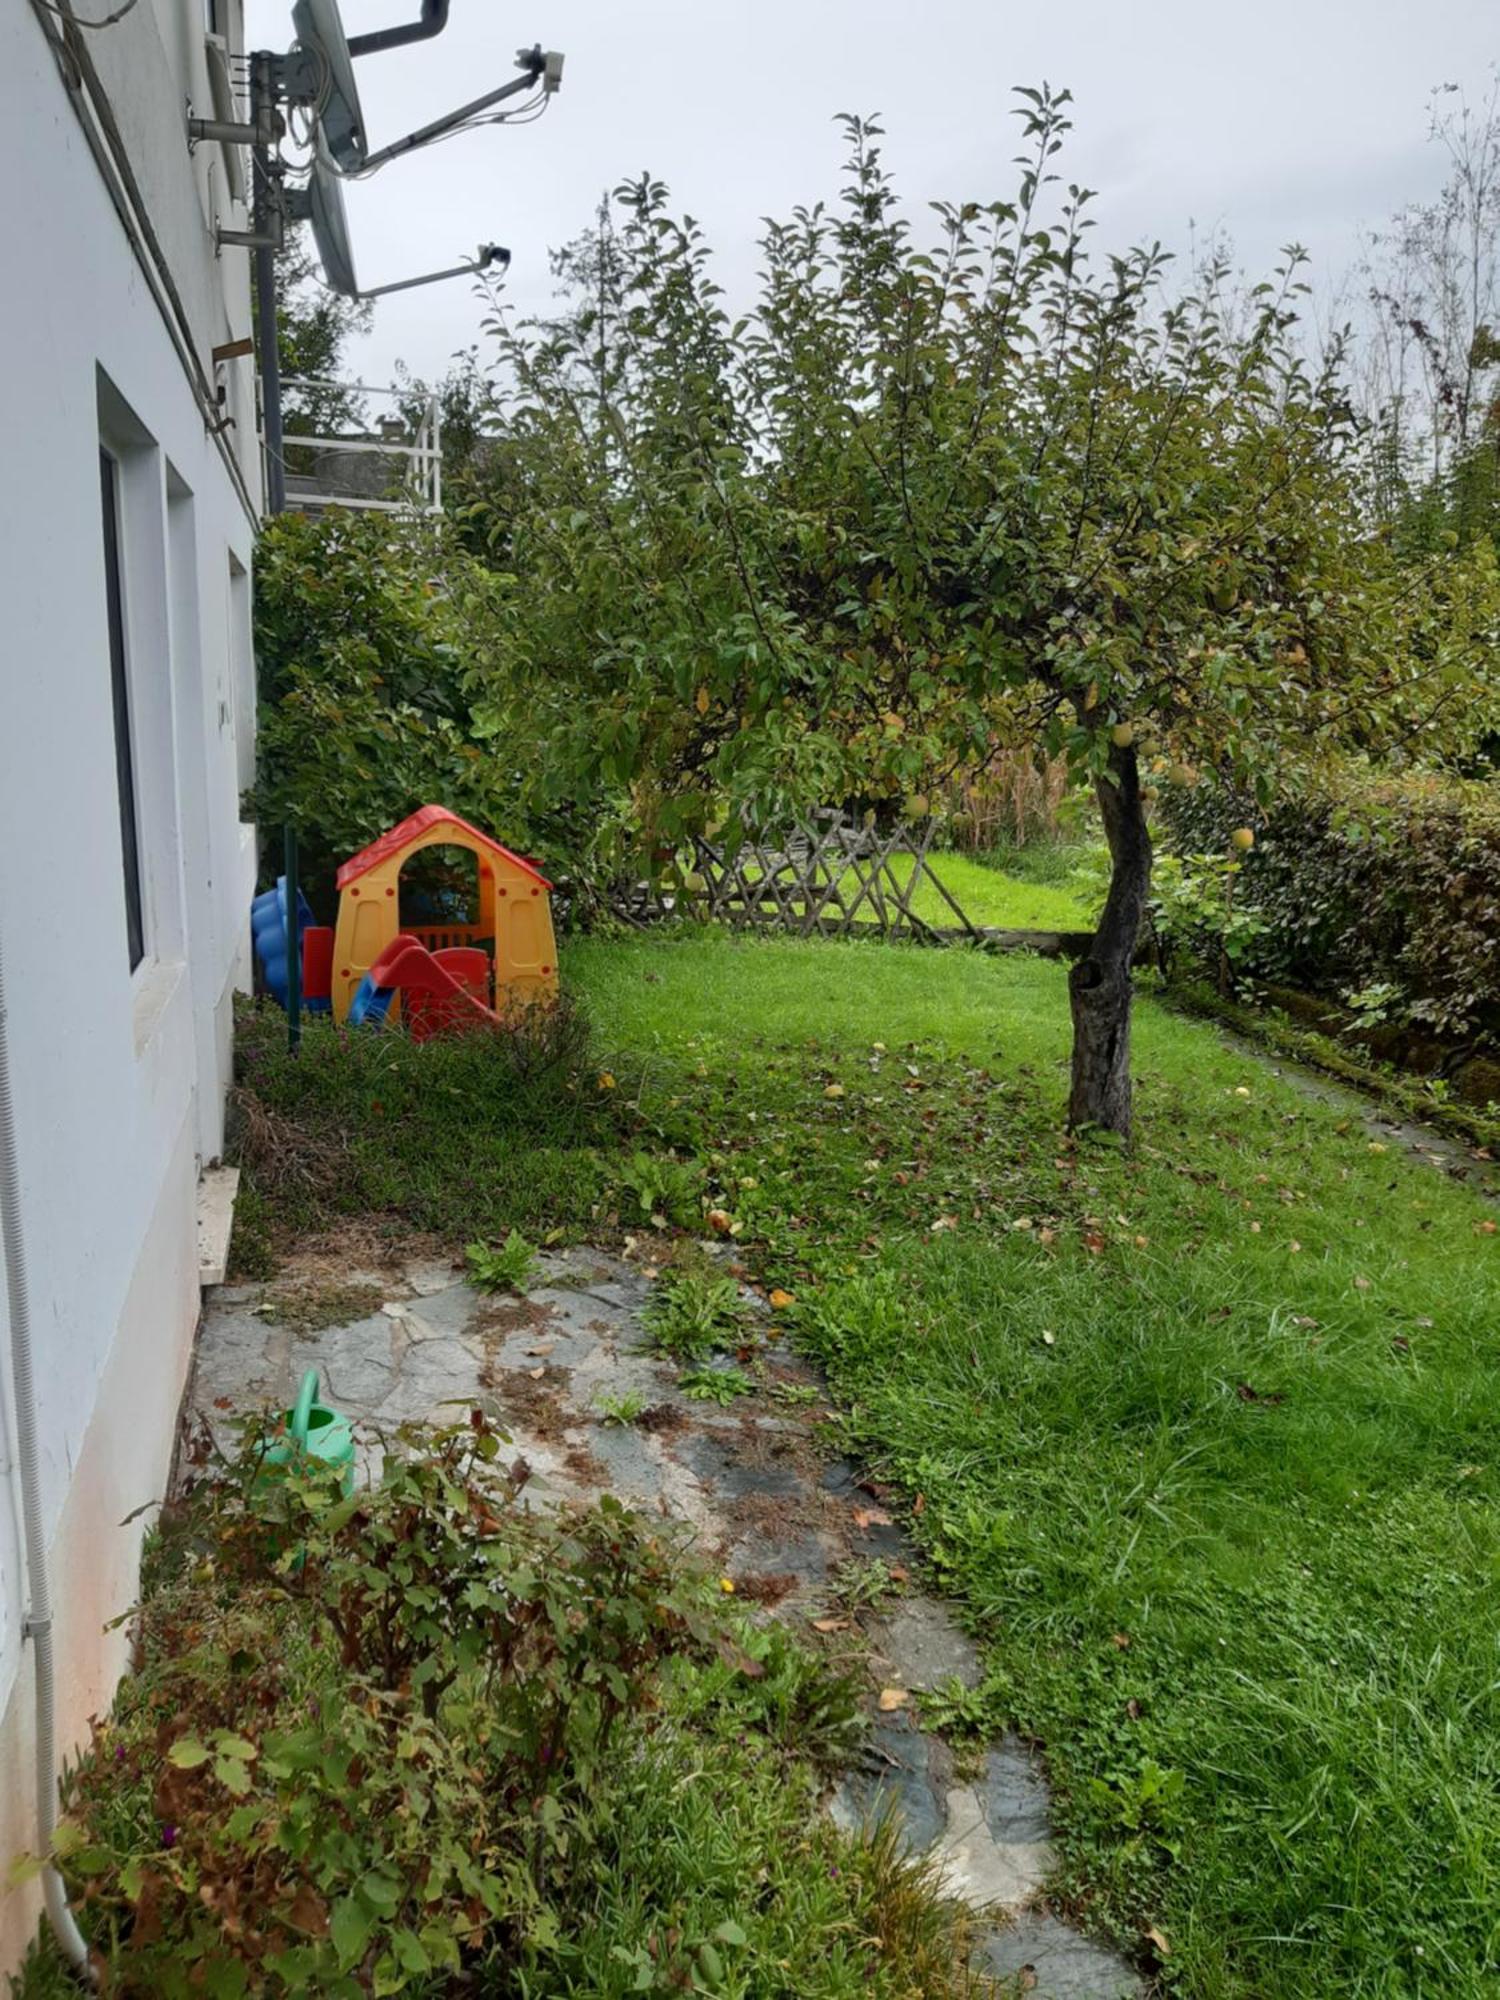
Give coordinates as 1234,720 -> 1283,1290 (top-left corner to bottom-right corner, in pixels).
33,0 -> 140,28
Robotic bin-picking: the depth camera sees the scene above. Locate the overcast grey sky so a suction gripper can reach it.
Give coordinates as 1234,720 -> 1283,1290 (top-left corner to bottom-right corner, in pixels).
247,0 -> 1497,390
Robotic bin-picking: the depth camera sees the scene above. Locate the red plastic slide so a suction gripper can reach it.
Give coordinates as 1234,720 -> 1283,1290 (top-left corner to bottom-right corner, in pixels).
363,936 -> 499,1042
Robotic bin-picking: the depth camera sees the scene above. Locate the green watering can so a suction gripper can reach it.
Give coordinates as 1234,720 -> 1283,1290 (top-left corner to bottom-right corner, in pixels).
264,1368 -> 356,1495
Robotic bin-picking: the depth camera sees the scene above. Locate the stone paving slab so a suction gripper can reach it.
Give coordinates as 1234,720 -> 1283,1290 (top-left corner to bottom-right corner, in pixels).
191,1241 -> 1141,1997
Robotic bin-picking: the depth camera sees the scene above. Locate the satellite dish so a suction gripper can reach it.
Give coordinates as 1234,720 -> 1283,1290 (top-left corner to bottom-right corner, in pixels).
291,0 -> 367,171
294,145 -> 511,301
304,144 -> 359,296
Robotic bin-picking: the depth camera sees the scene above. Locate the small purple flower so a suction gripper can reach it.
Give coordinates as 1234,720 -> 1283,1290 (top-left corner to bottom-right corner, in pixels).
161,1825 -> 178,1850
114,1745 -> 126,1764
828,1867 -> 840,1880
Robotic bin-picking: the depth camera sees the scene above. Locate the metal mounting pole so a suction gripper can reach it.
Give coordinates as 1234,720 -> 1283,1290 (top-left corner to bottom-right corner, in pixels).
248,49 -> 299,1052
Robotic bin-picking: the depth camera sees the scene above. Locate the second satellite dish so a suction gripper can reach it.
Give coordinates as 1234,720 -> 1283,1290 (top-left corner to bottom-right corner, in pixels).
304,146 -> 359,296
291,0 -> 367,171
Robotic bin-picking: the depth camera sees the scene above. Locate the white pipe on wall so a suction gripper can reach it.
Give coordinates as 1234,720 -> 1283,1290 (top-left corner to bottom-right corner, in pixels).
0,927 -> 93,1976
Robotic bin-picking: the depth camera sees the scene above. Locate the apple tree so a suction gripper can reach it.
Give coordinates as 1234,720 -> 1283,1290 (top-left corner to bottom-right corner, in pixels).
470,90 -> 1494,1135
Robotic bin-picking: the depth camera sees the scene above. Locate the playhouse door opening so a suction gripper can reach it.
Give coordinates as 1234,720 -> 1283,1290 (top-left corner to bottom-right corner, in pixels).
399,845 -> 488,957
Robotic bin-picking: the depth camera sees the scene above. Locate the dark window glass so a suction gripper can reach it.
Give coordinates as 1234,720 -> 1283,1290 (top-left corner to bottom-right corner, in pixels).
100,449 -> 146,971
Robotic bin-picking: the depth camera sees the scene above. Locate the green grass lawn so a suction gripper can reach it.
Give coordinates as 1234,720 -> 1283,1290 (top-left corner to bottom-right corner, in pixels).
232,932 -> 1500,1997
907,848 -> 1099,931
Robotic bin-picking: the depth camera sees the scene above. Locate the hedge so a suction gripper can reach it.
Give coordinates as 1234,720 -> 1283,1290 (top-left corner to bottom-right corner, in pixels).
1161,768 -> 1500,1050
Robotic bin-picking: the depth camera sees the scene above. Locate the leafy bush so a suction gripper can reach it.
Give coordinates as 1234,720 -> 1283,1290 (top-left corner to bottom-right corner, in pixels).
19,1418 -> 984,1998
1160,768 -> 1500,1046
1146,852 -> 1273,992
251,511 -> 564,915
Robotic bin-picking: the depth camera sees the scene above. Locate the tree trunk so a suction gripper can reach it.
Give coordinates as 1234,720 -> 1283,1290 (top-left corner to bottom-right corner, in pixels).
1067,743 -> 1152,1137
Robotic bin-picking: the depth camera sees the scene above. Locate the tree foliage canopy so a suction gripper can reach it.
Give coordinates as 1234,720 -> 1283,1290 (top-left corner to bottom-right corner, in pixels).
458,91 -> 1494,873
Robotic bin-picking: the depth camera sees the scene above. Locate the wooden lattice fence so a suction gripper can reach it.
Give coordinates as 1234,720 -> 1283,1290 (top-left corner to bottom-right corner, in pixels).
612,812 -> 978,940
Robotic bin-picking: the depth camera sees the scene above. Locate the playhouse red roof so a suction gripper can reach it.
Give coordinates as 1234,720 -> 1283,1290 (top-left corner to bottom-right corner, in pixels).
336,806 -> 553,891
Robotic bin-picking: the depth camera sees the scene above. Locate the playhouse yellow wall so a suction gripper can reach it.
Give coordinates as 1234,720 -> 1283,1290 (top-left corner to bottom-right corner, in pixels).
331,825 -> 558,1023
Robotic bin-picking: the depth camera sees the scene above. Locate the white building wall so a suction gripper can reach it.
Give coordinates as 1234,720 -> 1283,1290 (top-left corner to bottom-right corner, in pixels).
0,0 -> 260,1968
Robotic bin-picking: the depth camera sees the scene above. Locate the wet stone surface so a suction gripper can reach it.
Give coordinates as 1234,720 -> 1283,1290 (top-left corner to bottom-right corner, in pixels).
192,1243 -> 1142,1997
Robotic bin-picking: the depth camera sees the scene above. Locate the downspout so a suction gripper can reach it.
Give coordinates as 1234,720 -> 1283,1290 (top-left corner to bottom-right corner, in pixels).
0,929 -> 93,1976
347,0 -> 450,59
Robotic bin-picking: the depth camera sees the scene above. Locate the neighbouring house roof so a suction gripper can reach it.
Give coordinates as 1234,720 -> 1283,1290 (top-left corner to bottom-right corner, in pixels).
336,805 -> 553,891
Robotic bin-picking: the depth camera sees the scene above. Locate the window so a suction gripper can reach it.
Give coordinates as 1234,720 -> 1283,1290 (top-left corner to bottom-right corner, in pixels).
100,447 -> 146,971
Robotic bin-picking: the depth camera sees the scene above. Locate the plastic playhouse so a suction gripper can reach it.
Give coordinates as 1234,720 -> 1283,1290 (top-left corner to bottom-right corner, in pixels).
252,806 -> 558,1039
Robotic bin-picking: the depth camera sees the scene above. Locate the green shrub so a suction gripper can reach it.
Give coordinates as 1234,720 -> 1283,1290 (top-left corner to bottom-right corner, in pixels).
251,511 -> 567,915
1159,768 -> 1500,1045
1147,852 -> 1273,992
17,1418 -> 981,1998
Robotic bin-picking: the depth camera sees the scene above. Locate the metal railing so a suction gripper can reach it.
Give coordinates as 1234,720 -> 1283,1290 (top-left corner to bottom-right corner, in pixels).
264,379 -> 443,515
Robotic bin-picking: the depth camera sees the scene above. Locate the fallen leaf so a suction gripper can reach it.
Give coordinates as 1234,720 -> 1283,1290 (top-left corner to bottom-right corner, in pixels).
888,1562 -> 910,1584
1042,1330 -> 1056,1346
1038,1227 -> 1057,1246
877,1687 -> 911,1712
913,1493 -> 926,1515
1476,1220 -> 1498,1236
1353,1275 -> 1372,1291
525,1341 -> 555,1357
769,1288 -> 796,1309
596,1072 -> 617,1091
811,1616 -> 849,1634
1392,1336 -> 1410,1354
1133,1234 -> 1149,1249
1126,1698 -> 1142,1721
527,1366 -> 546,1380
853,1506 -> 893,1530
1082,1231 -> 1106,1254
1289,1240 -> 1302,1253
706,1208 -> 733,1234
824,1083 -> 846,1100
1145,1926 -> 1172,1958
1013,1216 -> 1034,1231
1110,1632 -> 1132,1650
287,1883 -> 329,1937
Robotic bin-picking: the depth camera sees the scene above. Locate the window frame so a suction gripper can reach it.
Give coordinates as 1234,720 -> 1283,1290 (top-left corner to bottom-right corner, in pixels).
99,444 -> 147,972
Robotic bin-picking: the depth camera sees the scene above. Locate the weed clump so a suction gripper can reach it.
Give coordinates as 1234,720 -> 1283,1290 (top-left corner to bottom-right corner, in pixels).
18,1414 -> 986,1999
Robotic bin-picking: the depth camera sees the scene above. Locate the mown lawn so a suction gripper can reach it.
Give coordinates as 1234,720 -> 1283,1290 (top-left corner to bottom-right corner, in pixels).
908,847 -> 1099,931
233,931 -> 1500,1997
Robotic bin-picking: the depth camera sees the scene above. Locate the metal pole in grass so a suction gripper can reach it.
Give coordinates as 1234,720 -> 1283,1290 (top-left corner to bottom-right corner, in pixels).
284,823 -> 302,1054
